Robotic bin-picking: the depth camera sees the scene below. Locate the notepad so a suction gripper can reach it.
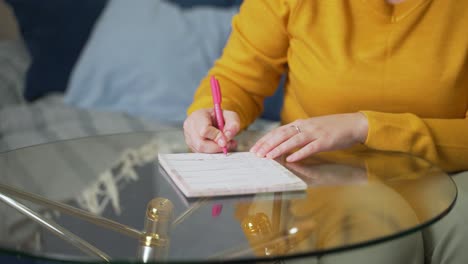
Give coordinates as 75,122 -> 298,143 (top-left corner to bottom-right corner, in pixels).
158,152 -> 307,197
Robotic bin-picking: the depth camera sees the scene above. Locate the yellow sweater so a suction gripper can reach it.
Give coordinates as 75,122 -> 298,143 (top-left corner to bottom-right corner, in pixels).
188,0 -> 468,172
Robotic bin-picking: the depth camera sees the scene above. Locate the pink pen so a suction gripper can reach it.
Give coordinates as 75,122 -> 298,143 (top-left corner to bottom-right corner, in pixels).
210,75 -> 228,155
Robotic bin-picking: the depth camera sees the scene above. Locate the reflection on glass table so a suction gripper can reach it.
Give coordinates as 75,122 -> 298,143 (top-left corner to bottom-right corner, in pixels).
0,131 -> 457,263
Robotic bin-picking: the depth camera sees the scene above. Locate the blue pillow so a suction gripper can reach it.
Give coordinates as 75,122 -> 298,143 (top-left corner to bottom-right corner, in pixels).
65,0 -> 240,124
5,0 -> 108,101
65,0 -> 283,124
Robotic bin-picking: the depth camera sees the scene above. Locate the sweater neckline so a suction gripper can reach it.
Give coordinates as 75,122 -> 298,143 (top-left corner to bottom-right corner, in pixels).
362,0 -> 431,22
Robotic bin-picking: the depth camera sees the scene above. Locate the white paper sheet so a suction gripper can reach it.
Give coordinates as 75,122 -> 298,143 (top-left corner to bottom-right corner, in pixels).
158,152 -> 307,197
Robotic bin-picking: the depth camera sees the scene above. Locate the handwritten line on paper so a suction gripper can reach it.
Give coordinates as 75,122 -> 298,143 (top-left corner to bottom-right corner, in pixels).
158,152 -> 307,197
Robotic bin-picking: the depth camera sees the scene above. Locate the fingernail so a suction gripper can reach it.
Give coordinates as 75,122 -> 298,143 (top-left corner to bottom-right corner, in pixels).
286,155 -> 295,162
256,150 -> 265,158
225,131 -> 232,139
218,138 -> 226,147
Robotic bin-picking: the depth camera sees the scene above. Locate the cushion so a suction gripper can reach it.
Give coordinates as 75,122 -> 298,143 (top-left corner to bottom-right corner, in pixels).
65,0 -> 240,124
65,0 -> 283,124
5,0 -> 108,101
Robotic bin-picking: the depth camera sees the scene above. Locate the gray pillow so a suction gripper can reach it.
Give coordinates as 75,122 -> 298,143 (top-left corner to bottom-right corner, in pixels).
65,0 -> 238,124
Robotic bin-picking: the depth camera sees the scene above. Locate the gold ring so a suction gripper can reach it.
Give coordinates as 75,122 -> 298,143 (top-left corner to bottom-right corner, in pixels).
291,125 -> 301,134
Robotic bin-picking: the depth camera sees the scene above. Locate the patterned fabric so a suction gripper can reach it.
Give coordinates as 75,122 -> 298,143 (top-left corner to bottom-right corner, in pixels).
0,94 -> 172,152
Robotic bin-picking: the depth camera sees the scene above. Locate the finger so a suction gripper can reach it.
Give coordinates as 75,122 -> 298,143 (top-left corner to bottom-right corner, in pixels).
184,112 -> 207,152
191,109 -> 214,132
193,110 -> 227,147
286,139 -> 328,162
266,133 -> 310,159
227,139 -> 238,151
185,109 -> 225,153
184,130 -> 194,151
250,125 -> 299,157
250,124 -> 299,153
190,139 -> 226,154
222,111 -> 240,141
195,139 -> 237,154
199,126 -> 227,147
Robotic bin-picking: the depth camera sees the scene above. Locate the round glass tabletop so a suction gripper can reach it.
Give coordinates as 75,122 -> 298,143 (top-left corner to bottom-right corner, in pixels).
0,130 -> 457,263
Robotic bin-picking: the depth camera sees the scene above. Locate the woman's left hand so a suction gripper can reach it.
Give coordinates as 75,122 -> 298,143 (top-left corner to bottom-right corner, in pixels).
250,113 -> 369,162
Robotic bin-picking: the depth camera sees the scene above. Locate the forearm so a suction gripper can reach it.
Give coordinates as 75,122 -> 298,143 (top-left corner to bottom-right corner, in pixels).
187,0 -> 290,129
362,111 -> 468,172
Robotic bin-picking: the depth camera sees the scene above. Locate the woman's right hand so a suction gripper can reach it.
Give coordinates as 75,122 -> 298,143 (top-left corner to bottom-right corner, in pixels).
183,108 -> 241,153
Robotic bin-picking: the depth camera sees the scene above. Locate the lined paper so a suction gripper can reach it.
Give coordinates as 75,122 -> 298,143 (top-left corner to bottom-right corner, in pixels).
158,152 -> 307,197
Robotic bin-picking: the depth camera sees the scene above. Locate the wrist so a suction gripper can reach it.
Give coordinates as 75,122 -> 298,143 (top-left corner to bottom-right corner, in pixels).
354,112 -> 369,144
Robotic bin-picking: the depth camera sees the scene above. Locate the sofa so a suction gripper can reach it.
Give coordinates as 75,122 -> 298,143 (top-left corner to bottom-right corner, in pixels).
0,0 -> 282,153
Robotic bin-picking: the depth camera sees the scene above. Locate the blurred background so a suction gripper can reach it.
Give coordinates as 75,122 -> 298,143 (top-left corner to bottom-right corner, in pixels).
0,3 -> 284,261
0,0 -> 283,152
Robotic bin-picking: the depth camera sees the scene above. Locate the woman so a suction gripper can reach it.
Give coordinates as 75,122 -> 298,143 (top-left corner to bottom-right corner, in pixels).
183,0 -> 468,263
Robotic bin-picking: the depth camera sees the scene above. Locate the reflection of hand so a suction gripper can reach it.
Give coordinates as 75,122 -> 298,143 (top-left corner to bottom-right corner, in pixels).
183,109 -> 239,153
286,162 -> 368,187
250,113 -> 368,162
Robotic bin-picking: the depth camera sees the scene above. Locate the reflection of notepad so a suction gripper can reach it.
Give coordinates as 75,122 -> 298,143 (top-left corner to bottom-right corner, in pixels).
158,152 -> 307,197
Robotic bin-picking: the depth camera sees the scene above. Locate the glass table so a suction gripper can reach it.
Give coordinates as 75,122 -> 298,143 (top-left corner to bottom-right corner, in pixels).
0,130 -> 457,263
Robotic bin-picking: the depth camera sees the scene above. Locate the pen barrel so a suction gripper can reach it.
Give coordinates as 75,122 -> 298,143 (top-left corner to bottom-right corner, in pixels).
214,104 -> 225,131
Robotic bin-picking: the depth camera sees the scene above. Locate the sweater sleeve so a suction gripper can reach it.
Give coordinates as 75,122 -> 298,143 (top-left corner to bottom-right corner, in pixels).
187,0 -> 291,130
361,110 -> 468,173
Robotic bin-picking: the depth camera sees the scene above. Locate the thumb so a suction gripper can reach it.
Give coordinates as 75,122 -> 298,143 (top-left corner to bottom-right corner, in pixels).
222,110 -> 240,141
